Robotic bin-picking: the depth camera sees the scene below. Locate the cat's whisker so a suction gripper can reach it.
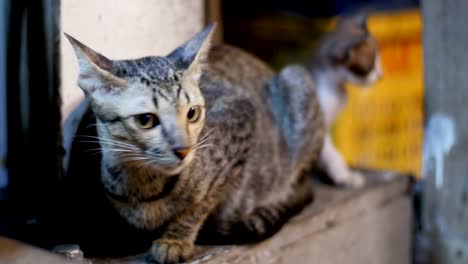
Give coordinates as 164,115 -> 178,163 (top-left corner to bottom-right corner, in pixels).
120,157 -> 150,164
76,140 -> 101,145
84,147 -> 104,153
195,137 -> 210,147
87,147 -> 136,153
193,139 -> 208,148
193,142 -> 214,149
88,142 -> 139,153
193,138 -> 213,150
86,123 -> 108,128
190,129 -> 213,144
144,150 -> 171,159
192,135 -> 212,150
106,148 -> 139,153
77,140 -> 137,151
77,135 -> 136,149
122,157 -> 148,162
99,140 -> 137,149
137,160 -> 155,170
198,128 -> 215,142
132,157 -> 156,169
195,145 -> 213,150
118,153 -> 146,159
85,150 -> 105,156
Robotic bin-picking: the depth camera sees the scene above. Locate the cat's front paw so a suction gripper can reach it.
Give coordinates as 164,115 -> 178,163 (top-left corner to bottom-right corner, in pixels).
150,238 -> 193,264
333,169 -> 366,188
344,170 -> 366,188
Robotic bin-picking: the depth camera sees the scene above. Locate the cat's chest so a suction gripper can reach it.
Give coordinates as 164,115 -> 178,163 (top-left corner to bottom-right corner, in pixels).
316,80 -> 346,128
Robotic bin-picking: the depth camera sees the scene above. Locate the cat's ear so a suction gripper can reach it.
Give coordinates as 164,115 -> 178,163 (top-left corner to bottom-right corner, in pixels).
167,23 -> 216,74
328,35 -> 367,63
64,33 -> 127,95
351,12 -> 369,30
338,11 -> 369,31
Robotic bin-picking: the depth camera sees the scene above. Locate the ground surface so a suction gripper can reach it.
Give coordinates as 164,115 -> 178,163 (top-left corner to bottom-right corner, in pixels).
0,171 -> 412,264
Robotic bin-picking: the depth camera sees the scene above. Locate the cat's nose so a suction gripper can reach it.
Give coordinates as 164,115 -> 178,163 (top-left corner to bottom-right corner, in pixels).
172,147 -> 191,160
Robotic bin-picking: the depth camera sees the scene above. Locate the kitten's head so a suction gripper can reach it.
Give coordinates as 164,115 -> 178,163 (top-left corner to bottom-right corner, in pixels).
66,24 -> 215,175
321,12 -> 383,86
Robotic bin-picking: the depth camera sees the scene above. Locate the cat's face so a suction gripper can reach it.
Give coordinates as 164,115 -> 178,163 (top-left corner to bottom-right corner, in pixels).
324,12 -> 383,87
66,25 -> 214,175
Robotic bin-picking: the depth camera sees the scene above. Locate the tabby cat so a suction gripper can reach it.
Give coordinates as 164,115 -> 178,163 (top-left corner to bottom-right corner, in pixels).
66,24 -> 324,263
306,13 -> 383,187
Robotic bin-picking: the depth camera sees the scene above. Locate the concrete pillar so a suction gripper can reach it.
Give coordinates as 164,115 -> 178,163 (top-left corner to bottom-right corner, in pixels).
422,0 -> 468,263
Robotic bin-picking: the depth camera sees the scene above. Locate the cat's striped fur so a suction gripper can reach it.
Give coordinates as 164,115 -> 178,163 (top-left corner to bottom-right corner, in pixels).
66,24 -> 324,263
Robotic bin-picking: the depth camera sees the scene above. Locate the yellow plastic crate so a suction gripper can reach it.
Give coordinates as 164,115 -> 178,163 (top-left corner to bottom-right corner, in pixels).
333,9 -> 423,177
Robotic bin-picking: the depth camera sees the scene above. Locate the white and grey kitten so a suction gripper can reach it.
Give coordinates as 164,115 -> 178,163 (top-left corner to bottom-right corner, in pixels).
307,12 -> 383,187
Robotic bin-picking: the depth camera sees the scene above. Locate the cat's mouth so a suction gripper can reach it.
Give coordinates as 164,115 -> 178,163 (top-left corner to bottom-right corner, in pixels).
169,151 -> 194,170
150,150 -> 195,175
112,147 -> 195,175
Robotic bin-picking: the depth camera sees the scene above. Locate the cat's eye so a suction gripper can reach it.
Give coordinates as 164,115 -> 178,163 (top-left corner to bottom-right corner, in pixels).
187,106 -> 202,123
135,113 -> 160,129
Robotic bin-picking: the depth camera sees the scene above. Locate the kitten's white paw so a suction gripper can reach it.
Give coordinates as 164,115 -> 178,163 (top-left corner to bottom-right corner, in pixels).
347,170 -> 366,188
334,170 -> 366,188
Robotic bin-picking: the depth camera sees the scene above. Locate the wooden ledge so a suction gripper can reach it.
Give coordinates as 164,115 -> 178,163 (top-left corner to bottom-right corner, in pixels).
0,171 -> 412,264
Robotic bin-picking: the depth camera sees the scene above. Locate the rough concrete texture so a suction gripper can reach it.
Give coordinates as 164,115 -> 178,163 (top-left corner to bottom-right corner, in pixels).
422,0 -> 468,263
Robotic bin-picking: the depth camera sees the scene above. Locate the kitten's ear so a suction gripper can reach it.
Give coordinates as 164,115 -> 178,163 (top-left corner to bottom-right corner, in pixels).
64,33 -> 127,94
167,23 -> 216,72
350,12 -> 368,30
338,11 -> 369,31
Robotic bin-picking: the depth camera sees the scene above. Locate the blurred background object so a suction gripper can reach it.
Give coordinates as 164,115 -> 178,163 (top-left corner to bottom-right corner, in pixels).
222,0 -> 422,178
0,0 -> 8,193
4,0 -> 63,242
335,10 -> 422,177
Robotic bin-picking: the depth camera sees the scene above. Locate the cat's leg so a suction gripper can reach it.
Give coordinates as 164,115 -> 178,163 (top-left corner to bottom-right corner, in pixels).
151,199 -> 216,264
224,176 -> 313,244
319,135 -> 365,188
151,164 -> 244,263
152,98 -> 256,263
